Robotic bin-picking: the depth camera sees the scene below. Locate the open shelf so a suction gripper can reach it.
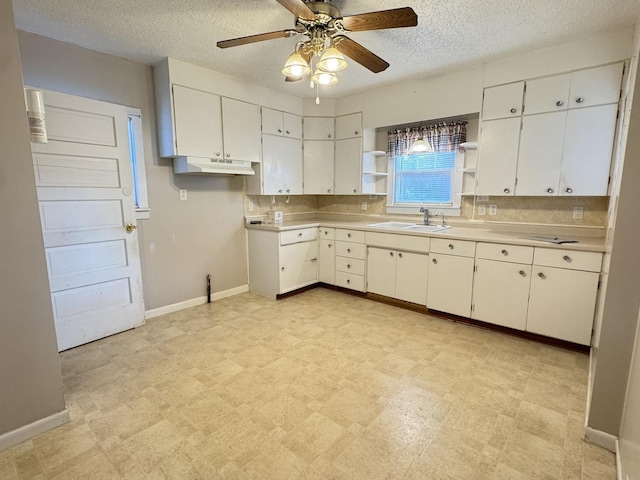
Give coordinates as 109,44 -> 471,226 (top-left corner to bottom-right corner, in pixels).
363,150 -> 386,156
458,167 -> 476,173
363,172 -> 388,176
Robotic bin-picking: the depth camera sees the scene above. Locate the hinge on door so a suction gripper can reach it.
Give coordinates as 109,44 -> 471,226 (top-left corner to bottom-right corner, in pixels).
471,304 -> 475,312
515,177 -> 518,185
597,280 -> 602,290
474,265 -> 478,272
608,176 -> 611,185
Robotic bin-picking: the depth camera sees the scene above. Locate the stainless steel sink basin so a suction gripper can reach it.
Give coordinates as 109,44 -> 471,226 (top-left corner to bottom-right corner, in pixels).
367,222 -> 415,229
403,224 -> 451,233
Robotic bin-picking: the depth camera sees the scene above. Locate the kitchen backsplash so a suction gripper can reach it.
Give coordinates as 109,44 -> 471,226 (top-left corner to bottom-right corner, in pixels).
244,194 -> 608,227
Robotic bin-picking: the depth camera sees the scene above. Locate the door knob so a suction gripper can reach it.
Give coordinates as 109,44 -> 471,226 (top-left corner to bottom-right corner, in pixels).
125,223 -> 137,232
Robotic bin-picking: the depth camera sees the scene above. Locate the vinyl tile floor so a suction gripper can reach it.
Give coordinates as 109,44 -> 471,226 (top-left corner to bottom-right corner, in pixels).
0,288 -> 616,479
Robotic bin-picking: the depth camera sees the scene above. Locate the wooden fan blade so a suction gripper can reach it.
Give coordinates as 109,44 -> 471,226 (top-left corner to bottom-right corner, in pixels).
285,76 -> 303,82
217,30 -> 294,48
335,37 -> 389,73
341,7 -> 418,32
276,0 -> 316,21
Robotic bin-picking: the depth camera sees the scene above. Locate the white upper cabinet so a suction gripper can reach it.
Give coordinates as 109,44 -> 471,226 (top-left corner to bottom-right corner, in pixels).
221,97 -> 261,163
523,73 -> 571,115
304,117 -> 335,140
261,107 -> 302,139
568,63 -> 624,109
334,138 -> 362,195
476,117 -> 520,196
481,82 -> 524,121
172,85 -> 223,158
304,140 -> 334,194
335,113 -> 362,140
261,135 -> 303,194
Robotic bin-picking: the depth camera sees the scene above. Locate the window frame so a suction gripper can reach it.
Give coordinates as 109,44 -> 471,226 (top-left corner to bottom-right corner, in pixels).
126,107 -> 150,220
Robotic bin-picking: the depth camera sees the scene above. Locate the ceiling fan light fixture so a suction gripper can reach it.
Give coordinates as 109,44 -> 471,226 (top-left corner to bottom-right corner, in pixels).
408,137 -> 434,154
317,46 -> 348,72
281,51 -> 311,78
311,69 -> 339,86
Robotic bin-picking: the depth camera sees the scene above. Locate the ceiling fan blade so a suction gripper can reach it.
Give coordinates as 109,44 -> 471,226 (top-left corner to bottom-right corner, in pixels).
217,29 -> 295,49
335,37 -> 389,73
276,0 -> 316,21
340,7 -> 418,32
285,76 -> 303,82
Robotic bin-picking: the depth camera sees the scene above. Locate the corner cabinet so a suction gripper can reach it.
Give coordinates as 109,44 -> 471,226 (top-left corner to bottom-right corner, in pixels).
247,228 -> 318,299
334,113 -> 363,195
303,117 -> 334,194
477,63 -> 624,197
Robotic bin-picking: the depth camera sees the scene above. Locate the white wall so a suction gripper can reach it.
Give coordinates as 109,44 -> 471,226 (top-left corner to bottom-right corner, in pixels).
620,311 -> 640,478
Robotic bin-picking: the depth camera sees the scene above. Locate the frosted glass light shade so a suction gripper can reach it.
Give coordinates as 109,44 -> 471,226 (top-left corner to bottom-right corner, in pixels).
408,137 -> 434,154
311,69 -> 339,85
281,52 -> 311,78
317,47 -> 347,72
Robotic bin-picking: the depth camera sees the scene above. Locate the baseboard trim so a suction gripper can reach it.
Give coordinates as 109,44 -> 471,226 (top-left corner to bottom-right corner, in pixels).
0,409 -> 69,452
585,426 -> 618,452
616,439 -> 623,480
145,284 -> 249,319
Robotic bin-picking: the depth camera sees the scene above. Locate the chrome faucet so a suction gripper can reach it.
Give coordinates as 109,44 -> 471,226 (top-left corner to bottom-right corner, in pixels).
438,212 -> 446,227
419,206 -> 429,225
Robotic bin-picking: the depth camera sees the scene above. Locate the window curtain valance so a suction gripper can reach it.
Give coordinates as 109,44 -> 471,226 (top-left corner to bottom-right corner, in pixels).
387,121 -> 468,157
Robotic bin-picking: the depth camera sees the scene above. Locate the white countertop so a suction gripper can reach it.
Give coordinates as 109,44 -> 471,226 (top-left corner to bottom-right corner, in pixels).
245,217 -> 606,253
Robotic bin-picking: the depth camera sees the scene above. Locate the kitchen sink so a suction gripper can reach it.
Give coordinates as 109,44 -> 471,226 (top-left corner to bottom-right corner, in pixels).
403,224 -> 451,233
367,222 -> 415,229
367,221 -> 451,233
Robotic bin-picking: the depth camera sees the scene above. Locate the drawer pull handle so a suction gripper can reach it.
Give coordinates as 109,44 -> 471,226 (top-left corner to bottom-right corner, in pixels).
555,100 -> 564,107
563,255 -> 571,262
519,270 -> 526,277
501,249 -> 508,256
538,272 -> 546,279
398,253 -> 403,258
432,258 -> 438,264
547,188 -> 554,194
448,244 -> 454,250
510,107 -> 517,114
310,258 -> 317,262
504,188 -> 510,194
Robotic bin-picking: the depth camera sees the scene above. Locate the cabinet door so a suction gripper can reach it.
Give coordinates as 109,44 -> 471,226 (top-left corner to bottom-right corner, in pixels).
222,97 -> 261,162
281,137 -> 304,194
334,138 -> 362,194
261,107 -> 283,136
283,113 -> 303,139
476,118 -> 520,196
524,74 -> 571,115
335,113 -> 362,140
482,82 -> 524,120
318,239 -> 335,285
279,241 -> 318,294
516,111 -> 566,195
366,247 -> 396,298
560,103 -> 617,196
472,259 -> 531,330
303,117 -> 334,140
426,254 -> 474,317
172,85 -> 223,158
303,140 -> 335,194
396,251 -> 428,305
527,267 -> 599,345
569,63 -> 623,109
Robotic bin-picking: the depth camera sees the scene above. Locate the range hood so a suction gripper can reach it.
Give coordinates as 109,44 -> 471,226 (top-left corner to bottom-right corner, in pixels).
173,156 -> 255,175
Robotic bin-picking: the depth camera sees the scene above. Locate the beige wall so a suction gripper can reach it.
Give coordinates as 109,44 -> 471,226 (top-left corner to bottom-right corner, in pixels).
619,311 -> 640,478
0,0 -> 65,438
18,32 -> 249,310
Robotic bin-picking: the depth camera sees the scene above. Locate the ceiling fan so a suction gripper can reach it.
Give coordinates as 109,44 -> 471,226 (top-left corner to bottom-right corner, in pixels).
216,0 -> 418,85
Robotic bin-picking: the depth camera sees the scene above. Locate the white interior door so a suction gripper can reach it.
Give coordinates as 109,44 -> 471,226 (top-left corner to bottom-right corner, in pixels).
32,89 -> 145,351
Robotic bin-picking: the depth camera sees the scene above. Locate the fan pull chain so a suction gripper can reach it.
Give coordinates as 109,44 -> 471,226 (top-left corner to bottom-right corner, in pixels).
316,83 -> 320,105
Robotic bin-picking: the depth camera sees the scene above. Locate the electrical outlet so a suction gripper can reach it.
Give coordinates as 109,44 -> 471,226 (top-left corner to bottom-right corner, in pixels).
477,204 -> 487,216
477,195 -> 489,202
489,204 -> 498,216
248,201 -> 254,212
179,189 -> 187,201
361,202 -> 368,211
573,207 -> 584,219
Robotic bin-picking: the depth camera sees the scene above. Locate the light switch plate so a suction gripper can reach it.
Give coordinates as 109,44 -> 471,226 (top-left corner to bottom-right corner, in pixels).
179,189 -> 187,201
248,201 -> 254,212
573,207 -> 583,219
361,202 -> 368,211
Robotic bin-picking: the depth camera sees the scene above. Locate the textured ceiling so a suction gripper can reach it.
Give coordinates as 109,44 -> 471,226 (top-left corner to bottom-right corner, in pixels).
12,0 -> 640,99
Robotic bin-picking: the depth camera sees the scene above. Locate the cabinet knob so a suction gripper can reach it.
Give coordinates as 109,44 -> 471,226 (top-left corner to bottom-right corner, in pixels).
328,189 -> 332,193
278,129 -> 282,133
563,255 -> 572,262
286,189 -> 290,193
346,279 -> 350,284
347,233 -> 351,238
355,131 -> 359,135
432,258 -> 438,264
328,243 -> 332,248
226,153 -> 231,158
510,108 -> 517,114
389,251 -> 394,257
501,249 -> 508,256
353,189 -> 357,193
281,267 -> 285,271
547,188 -> 554,194
565,187 -> 573,193
555,100 -> 564,107
347,248 -> 351,253
576,97 -> 585,104
398,252 -> 403,258
324,231 -> 329,235
298,233 -> 303,237
328,134 -> 332,139
448,244 -> 454,250
215,152 -> 221,157
286,130 -> 290,135
519,270 -> 527,277
278,189 -> 283,193
538,272 -> 546,279
347,264 -> 351,269
504,188 -> 510,194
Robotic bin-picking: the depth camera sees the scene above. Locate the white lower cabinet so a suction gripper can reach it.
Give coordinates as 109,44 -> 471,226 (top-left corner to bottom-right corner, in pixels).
427,239 -> 476,317
247,228 -> 318,299
367,247 -> 428,305
318,235 -> 335,284
526,248 -> 602,345
334,229 -> 366,291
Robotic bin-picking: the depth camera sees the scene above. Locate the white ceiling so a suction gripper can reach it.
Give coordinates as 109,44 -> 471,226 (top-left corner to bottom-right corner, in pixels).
12,0 -> 640,99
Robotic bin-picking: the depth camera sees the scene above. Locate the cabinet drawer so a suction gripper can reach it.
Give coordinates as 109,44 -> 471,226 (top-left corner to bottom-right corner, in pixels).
533,248 -> 602,272
280,228 -> 317,246
476,242 -> 534,264
335,271 -> 365,292
335,241 -> 366,259
319,227 -> 335,240
336,256 -> 365,275
335,229 -> 365,243
430,238 -> 476,257
366,232 -> 430,252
